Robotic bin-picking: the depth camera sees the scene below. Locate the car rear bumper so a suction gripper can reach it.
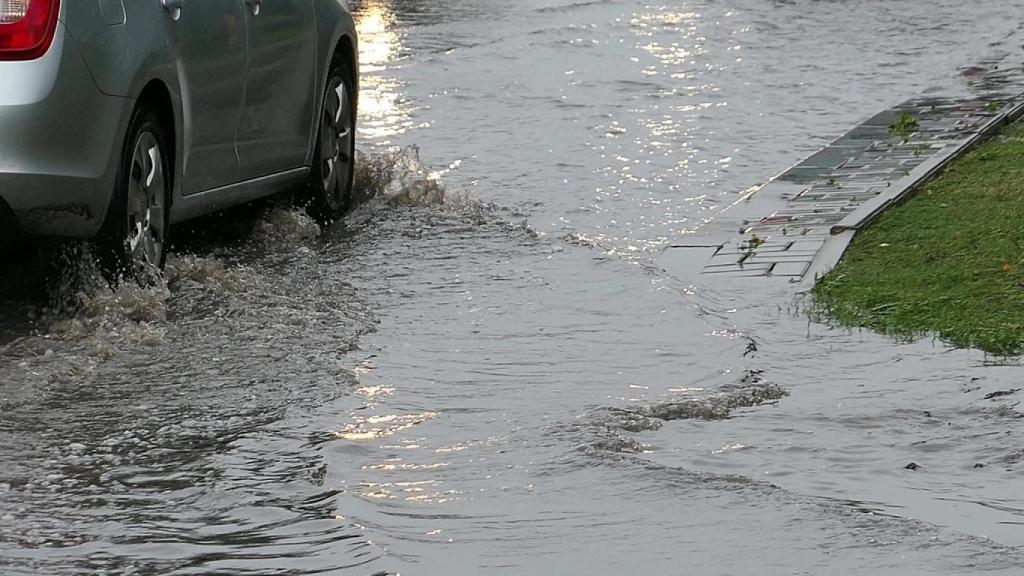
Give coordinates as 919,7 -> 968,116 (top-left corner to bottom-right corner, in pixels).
0,23 -> 130,238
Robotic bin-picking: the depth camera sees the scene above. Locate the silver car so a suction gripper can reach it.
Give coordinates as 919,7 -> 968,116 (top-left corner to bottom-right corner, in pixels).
0,0 -> 358,276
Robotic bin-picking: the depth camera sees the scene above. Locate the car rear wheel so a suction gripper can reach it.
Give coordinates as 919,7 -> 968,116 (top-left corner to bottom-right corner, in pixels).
99,106 -> 170,282
305,60 -> 356,224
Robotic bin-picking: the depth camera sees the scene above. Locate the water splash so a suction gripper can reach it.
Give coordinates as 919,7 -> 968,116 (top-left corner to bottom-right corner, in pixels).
250,208 -> 322,251
354,146 -> 448,207
44,245 -> 168,342
348,147 -> 542,246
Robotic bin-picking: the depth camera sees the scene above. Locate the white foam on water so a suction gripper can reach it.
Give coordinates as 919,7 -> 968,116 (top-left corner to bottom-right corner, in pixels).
164,253 -> 255,296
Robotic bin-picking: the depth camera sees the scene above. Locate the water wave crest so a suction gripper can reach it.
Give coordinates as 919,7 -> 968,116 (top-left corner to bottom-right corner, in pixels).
639,370 -> 787,421
251,208 -> 322,250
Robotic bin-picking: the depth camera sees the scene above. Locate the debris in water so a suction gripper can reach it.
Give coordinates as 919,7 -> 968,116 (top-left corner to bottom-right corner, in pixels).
743,336 -> 758,357
983,388 -> 1020,400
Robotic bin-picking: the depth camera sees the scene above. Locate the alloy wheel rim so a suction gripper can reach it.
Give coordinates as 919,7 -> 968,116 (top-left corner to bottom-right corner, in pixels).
320,76 -> 354,209
125,131 -> 166,275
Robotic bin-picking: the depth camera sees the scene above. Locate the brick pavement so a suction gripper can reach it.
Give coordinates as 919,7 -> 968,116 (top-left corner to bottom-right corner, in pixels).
658,60 -> 1024,288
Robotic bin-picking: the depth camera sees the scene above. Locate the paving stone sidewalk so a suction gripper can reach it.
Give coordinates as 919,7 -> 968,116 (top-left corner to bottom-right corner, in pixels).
658,60 -> 1024,288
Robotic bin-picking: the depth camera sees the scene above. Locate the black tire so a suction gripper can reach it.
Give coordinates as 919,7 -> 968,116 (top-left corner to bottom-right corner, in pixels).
305,59 -> 357,224
97,105 -> 171,283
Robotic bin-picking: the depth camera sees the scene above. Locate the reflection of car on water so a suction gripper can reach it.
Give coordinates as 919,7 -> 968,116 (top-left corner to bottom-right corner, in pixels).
0,0 -> 358,277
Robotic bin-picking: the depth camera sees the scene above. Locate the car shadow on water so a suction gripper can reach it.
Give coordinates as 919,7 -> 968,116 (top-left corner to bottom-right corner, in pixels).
0,238 -> 71,345
0,205 -> 268,348
0,188 -> 366,347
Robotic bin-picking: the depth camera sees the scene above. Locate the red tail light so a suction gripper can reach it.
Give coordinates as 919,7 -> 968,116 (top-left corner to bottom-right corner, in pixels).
0,0 -> 60,61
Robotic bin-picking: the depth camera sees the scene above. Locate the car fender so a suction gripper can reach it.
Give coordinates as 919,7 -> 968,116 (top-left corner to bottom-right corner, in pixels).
61,2 -> 185,211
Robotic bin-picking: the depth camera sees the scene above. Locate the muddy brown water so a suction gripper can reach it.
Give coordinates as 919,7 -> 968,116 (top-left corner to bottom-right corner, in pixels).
3,1 -> 1024,573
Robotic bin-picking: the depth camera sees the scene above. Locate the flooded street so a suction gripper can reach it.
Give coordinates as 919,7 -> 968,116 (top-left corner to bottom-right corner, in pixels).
4,0 -> 1024,573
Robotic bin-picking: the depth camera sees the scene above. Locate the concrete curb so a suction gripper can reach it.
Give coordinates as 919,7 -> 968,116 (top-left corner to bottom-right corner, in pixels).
796,98 -> 1024,293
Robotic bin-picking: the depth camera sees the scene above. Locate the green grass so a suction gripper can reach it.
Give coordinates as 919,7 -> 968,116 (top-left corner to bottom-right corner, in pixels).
889,111 -> 920,139
814,120 -> 1024,355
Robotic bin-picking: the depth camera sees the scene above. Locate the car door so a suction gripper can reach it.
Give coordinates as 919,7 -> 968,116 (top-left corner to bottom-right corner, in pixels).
162,0 -> 248,195
235,0 -> 317,180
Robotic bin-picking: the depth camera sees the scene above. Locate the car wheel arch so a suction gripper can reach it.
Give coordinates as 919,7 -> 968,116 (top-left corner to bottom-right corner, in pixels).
135,80 -> 177,207
332,34 -> 358,108
306,30 -> 358,167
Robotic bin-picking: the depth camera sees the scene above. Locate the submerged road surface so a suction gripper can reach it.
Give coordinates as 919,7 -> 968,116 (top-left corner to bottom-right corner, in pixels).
3,0 -> 1024,573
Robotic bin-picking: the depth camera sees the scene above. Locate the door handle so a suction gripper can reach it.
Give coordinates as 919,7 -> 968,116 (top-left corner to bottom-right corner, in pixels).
161,0 -> 182,20
245,0 -> 261,15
